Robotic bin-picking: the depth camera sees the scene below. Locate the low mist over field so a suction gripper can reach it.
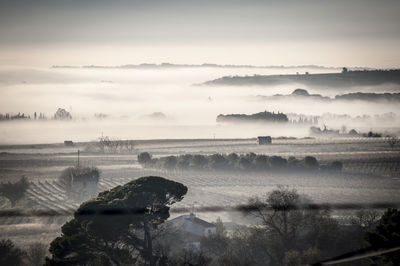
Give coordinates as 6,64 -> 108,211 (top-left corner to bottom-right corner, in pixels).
1,66 -> 400,144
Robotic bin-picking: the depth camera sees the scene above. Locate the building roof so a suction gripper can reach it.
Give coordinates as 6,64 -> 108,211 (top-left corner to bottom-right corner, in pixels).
168,213 -> 216,229
190,216 -> 215,228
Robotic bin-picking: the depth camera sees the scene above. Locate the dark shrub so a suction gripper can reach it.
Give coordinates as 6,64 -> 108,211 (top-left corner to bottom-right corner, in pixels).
253,155 -> 269,170
226,153 -> 239,167
59,166 -> 100,192
329,161 -> 343,171
177,155 -> 192,169
268,156 -> 287,169
364,131 -> 382,138
245,152 -> 257,162
303,156 -> 319,170
236,157 -> 251,170
163,156 -> 177,170
190,155 -> 208,169
0,176 -> 29,207
138,152 -> 152,166
209,154 -> 228,170
287,156 -> 300,169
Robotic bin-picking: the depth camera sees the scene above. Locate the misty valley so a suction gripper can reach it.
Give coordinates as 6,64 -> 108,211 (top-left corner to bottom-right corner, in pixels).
0,64 -> 399,266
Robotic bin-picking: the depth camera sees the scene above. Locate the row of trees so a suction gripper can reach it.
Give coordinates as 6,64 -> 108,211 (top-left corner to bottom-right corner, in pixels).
0,112 -> 30,121
138,152 -> 343,172
0,108 -> 72,122
41,177 -> 399,265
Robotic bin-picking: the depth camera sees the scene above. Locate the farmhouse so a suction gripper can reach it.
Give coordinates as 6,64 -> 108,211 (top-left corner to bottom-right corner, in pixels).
258,136 -> 272,145
165,213 -> 216,249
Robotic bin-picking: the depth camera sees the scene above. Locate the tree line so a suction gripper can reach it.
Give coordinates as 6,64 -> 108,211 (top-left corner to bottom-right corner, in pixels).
217,111 -> 289,123
0,108 -> 71,122
138,152 -> 343,172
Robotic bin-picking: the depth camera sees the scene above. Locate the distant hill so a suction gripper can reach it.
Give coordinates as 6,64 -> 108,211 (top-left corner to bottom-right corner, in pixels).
142,112 -> 168,120
335,92 -> 400,101
268,89 -> 330,100
217,111 -> 288,123
202,69 -> 400,88
256,89 -> 400,102
51,63 -> 342,70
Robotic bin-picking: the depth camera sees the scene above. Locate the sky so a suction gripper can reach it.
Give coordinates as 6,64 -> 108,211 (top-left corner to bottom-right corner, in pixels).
0,0 -> 400,67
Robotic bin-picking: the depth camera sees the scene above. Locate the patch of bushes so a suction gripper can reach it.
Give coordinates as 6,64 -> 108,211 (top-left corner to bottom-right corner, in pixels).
363,131 -> 382,138
0,176 -> 29,207
58,166 -> 100,192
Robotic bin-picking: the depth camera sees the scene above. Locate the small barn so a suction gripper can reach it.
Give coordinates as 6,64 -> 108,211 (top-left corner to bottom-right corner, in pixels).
64,140 -> 74,146
258,136 -> 272,145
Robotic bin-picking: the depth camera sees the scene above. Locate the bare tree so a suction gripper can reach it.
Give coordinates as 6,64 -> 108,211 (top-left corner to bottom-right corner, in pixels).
99,136 -> 125,153
108,138 -> 122,154
351,209 -> 381,229
340,125 -> 347,134
98,136 -> 110,153
26,242 -> 47,266
387,136 -> 398,150
124,140 -> 135,154
242,186 -> 327,263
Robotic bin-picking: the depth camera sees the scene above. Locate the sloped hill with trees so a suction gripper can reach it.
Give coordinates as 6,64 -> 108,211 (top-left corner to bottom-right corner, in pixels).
202,69 -> 400,88
217,111 -> 288,123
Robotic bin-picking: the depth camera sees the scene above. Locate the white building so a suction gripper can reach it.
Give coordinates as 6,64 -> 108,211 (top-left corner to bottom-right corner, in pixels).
165,213 -> 216,249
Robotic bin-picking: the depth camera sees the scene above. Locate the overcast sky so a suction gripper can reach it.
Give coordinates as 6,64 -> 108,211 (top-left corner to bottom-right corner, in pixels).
1,0 -> 399,67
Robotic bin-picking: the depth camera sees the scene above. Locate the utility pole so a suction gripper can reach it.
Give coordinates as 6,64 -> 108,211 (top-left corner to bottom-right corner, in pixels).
77,150 -> 80,168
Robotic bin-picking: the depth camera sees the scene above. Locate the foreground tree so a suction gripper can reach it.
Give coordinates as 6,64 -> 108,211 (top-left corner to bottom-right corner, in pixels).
0,239 -> 25,266
365,208 -> 400,265
46,176 -> 188,266
283,247 -> 321,266
0,176 -> 29,207
242,186 -> 336,264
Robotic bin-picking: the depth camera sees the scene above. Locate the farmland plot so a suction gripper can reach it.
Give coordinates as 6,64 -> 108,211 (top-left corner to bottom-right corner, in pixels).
0,138 -> 399,246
